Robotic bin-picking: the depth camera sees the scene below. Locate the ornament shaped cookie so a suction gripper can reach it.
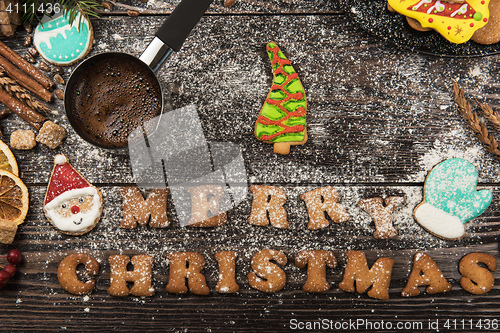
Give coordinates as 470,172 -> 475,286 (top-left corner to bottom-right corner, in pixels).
414,158 -> 492,240
44,154 -> 103,235
34,13 -> 93,66
387,0 -> 491,43
255,42 -> 307,155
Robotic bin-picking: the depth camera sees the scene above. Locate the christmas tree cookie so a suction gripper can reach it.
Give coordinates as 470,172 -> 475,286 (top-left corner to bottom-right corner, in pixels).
34,12 -> 93,66
255,42 -> 307,155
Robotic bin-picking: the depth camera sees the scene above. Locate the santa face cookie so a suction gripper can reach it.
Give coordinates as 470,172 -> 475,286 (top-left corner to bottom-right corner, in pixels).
414,158 -> 492,240
34,13 -> 93,66
44,154 -> 103,235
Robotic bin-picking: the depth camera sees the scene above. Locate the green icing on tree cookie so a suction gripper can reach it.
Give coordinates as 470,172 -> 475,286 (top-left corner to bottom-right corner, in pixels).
255,42 -> 307,154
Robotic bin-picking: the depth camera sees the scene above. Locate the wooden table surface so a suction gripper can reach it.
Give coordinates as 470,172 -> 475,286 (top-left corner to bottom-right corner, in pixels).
1,1 -> 500,332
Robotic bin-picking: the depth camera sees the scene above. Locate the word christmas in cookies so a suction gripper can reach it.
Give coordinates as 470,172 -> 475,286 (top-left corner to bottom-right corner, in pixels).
57,250 -> 497,300
255,42 -> 307,155
43,154 -> 103,235
414,158 -> 492,240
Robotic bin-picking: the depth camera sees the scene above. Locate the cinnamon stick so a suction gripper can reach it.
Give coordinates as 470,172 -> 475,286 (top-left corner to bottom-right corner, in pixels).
0,54 -> 53,102
0,86 -> 46,130
0,40 -> 55,90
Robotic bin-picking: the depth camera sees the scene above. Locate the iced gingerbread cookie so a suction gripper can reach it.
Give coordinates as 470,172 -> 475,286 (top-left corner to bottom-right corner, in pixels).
43,154 -> 103,235
471,0 -> 500,44
387,0 -> 491,44
255,42 -> 307,155
414,158 -> 492,240
34,13 -> 93,66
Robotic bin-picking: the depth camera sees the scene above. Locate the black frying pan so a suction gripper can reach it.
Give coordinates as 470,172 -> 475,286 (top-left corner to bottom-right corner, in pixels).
64,0 -> 214,149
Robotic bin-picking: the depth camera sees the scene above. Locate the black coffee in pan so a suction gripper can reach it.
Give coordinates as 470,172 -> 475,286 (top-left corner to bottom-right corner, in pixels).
68,56 -> 162,148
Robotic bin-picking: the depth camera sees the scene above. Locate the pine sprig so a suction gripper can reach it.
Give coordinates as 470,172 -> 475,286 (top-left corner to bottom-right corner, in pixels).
453,81 -> 500,161
22,0 -> 101,26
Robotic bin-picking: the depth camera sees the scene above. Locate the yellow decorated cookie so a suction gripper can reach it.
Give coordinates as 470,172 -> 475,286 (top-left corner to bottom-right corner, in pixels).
388,0 -> 491,43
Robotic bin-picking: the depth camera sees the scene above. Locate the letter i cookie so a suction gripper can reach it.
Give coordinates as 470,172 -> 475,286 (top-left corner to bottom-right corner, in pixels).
413,158 -> 492,240
255,42 -> 307,155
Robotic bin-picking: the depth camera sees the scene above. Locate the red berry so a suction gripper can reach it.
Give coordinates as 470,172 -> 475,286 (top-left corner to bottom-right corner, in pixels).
0,269 -> 10,287
7,249 -> 22,265
3,264 -> 17,278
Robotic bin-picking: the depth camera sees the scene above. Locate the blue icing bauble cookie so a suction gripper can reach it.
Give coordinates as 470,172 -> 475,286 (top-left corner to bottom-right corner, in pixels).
34,13 -> 93,66
414,158 -> 492,240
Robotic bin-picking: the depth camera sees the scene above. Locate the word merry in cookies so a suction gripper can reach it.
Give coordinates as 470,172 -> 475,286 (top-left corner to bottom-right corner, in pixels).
57,250 -> 496,300
121,185 -> 405,239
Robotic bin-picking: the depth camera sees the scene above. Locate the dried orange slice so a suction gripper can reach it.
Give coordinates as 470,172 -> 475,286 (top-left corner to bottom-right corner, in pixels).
0,170 -> 28,225
0,140 -> 18,176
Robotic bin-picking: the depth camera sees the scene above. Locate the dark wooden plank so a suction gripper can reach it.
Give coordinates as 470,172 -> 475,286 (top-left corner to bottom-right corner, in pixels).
97,0 -> 342,15
2,15 -> 500,184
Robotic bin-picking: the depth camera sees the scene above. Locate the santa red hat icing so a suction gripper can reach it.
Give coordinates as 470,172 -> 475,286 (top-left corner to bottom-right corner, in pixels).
45,154 -> 91,208
43,154 -> 103,235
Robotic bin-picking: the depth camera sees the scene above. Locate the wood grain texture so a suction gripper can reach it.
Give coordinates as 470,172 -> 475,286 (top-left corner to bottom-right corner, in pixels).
98,0 -> 341,15
0,1 -> 499,331
4,15 -> 500,184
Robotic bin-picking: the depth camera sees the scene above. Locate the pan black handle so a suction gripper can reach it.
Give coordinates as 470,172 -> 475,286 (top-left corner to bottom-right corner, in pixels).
156,0 -> 214,52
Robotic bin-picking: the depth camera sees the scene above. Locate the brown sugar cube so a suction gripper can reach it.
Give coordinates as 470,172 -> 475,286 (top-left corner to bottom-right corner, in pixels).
10,129 -> 36,150
36,121 -> 66,149
0,219 -> 18,244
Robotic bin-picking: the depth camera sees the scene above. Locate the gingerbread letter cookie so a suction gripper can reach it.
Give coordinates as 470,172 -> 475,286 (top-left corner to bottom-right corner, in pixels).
165,252 -> 210,295
58,253 -> 99,295
339,250 -> 395,300
187,185 -> 227,227
120,187 -> 170,229
248,249 -> 287,293
108,255 -> 154,297
459,252 -> 497,295
414,158 -> 492,240
215,251 -> 240,293
402,252 -> 452,297
248,185 -> 288,229
295,250 -> 337,293
44,154 -> 103,235
358,196 -> 404,239
255,42 -> 307,155
300,186 -> 350,230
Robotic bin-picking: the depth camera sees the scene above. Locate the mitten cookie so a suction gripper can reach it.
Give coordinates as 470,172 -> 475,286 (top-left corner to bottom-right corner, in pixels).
413,158 -> 492,240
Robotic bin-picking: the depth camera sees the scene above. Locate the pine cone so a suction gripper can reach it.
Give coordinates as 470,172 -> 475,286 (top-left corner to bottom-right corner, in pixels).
0,0 -> 20,37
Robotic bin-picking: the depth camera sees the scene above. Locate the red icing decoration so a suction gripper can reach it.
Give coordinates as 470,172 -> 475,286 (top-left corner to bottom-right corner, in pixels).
484,18 -> 488,22
408,1 -> 477,19
448,26 -> 452,30
257,44 -> 306,142
470,23 -> 474,27
71,205 -> 80,214
429,18 -> 434,23
45,162 -> 89,205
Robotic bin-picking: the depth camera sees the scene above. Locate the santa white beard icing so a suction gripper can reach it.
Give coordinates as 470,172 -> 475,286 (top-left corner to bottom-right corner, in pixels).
44,154 -> 103,235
